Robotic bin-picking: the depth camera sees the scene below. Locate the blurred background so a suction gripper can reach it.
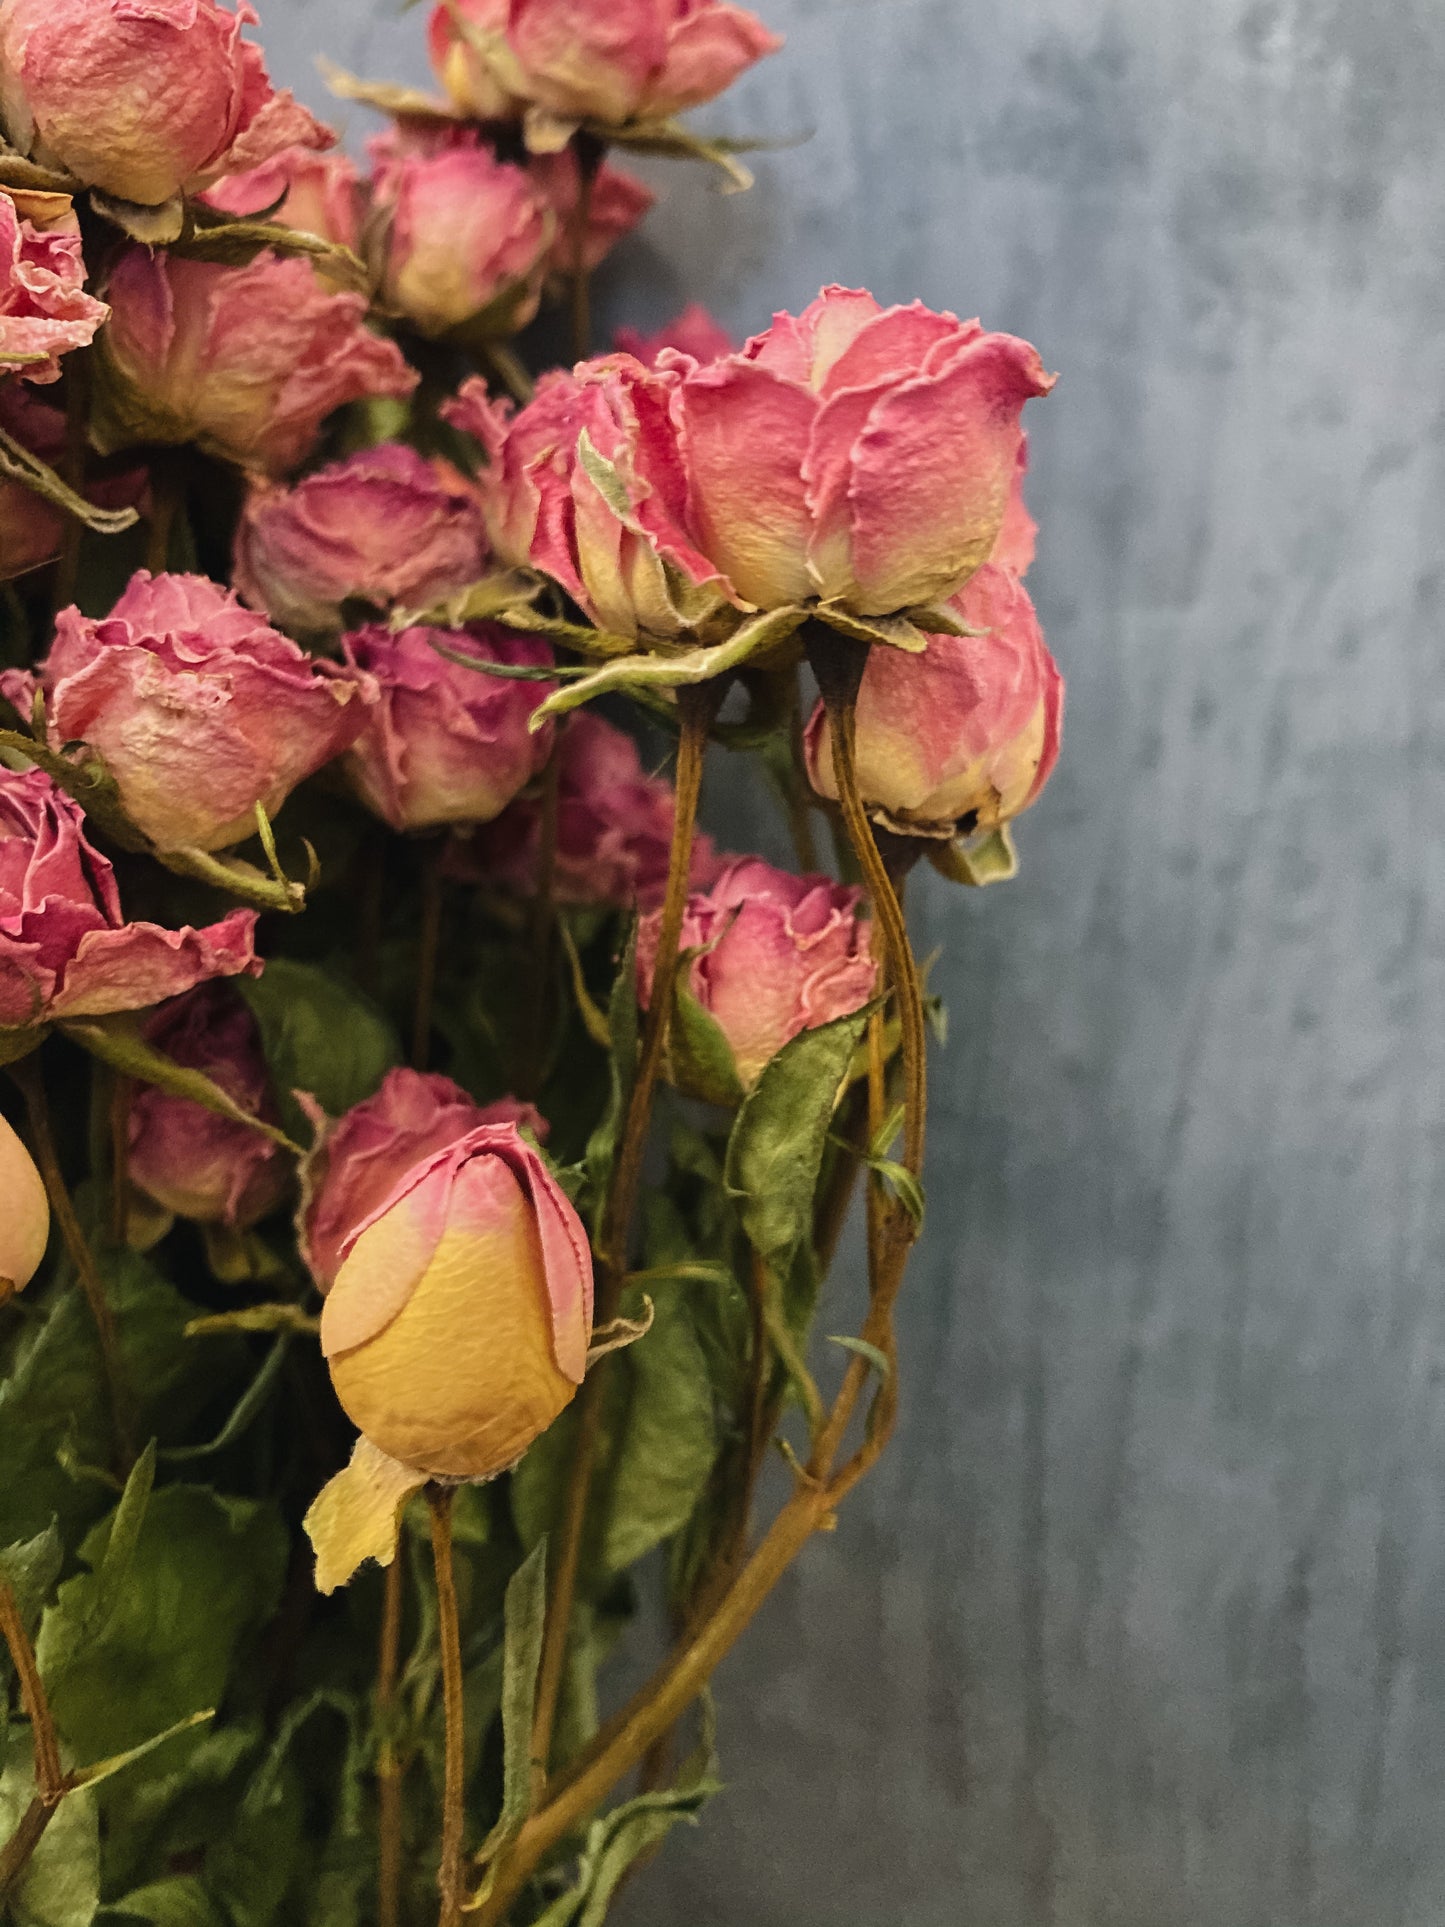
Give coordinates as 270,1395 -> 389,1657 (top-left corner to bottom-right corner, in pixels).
270,2 -> 1445,1920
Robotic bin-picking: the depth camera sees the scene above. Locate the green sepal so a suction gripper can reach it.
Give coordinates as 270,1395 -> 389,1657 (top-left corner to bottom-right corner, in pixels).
812,602 -> 930,653
927,824 -> 1019,887
666,975 -> 745,1110
530,605 -> 806,727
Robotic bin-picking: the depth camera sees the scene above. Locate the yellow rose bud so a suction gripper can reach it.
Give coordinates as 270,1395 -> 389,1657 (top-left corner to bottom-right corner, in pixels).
319,1125 -> 593,1482
0,1110 -> 49,1297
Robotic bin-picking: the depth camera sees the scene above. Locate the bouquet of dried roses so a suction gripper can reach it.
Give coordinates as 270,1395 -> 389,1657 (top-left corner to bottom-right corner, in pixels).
0,2 -> 1061,1921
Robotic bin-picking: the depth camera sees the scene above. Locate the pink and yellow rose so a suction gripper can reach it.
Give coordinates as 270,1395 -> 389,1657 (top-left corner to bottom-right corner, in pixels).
638,855 -> 876,1090
0,0 -> 330,209
0,1112 -> 48,1295
13,571 -> 373,854
92,246 -> 417,474
233,443 -> 488,638
319,1122 -> 592,1481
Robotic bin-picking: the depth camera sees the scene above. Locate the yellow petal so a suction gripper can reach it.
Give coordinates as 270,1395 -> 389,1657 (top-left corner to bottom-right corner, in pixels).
303,1435 -> 427,1595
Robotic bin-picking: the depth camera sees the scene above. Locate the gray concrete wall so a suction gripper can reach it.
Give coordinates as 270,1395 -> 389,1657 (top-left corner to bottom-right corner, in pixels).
271,3 -> 1445,1919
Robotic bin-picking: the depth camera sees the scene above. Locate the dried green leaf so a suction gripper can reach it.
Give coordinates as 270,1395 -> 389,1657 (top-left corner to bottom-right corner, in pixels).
473,1542 -> 546,1869
667,976 -> 745,1109
581,920 -> 639,1237
396,570 -> 543,631
724,1001 -> 878,1272
812,603 -> 930,652
531,606 -> 807,725
0,1731 -> 99,1927
59,1017 -> 301,1157
827,1335 -> 892,1380
0,424 -> 140,539
238,958 -> 400,1146
0,1524 -> 63,1637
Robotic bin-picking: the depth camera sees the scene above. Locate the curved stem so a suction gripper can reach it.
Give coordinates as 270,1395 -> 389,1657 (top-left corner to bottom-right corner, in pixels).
529,691 -> 712,1771
429,1488 -> 464,1927
376,1557 -> 405,1927
0,1579 -> 66,1898
8,1056 -> 134,1469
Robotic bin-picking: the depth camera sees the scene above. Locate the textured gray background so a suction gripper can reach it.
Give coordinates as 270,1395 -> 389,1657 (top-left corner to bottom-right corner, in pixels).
270,2 -> 1445,1920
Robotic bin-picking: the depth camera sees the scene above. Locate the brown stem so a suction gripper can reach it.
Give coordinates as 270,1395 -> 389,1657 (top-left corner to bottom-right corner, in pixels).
109,1072 -> 130,1246
377,1556 -> 405,1927
51,359 -> 88,615
429,1488 -> 464,1927
144,454 -> 183,575
0,1580 -> 65,1898
529,689 -> 712,1770
785,671 -> 820,873
412,839 -> 446,1073
9,1057 -> 135,1469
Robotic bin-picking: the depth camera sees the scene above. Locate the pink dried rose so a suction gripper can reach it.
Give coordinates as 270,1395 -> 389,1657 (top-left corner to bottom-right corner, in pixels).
804,561 -> 1063,838
0,0 -> 330,209
368,127 -> 553,339
92,245 -> 417,474
340,622 -> 554,833
0,1110 -> 48,1294
638,855 -> 876,1090
299,1065 -> 547,1291
469,710 -> 721,907
675,284 -> 1055,615
530,152 -> 655,283
0,763 -> 259,1033
0,388 -> 145,582
320,1122 -> 592,1481
233,444 -> 488,638
126,983 -> 287,1232
202,143 -> 364,253
614,301 -> 733,369
17,571 -> 373,854
446,359 -> 734,639
428,0 -> 782,128
0,187 -> 108,382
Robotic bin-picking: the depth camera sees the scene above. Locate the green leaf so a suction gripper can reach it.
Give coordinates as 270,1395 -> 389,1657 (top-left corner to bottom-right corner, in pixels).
667,978 -> 744,1109
581,922 -> 639,1237
0,1523 -> 63,1636
157,1337 -> 290,1465
827,1335 -> 892,1380
513,1286 -> 718,1586
238,958 -> 401,1144
99,1879 -> 224,1927
396,568 -> 542,631
724,1002 -> 878,1273
59,1017 -> 300,1156
0,1252 -> 241,1547
0,1732 -> 99,1927
36,1487 -> 287,1787
71,1711 -> 215,1793
474,1542 -> 546,1866
37,1442 -> 157,1677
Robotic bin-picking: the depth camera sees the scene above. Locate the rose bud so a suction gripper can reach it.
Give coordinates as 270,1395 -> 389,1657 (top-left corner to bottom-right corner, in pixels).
0,764 -> 259,1034
615,302 -> 733,370
201,143 -> 364,254
126,983 -> 287,1234
0,388 -> 145,581
804,561 -> 1063,838
468,711 -> 721,908
340,622 -> 554,834
92,246 -> 417,475
428,0 -> 782,128
367,128 -> 553,340
676,284 -> 1055,616
0,0 -> 330,210
0,187 -> 108,383
0,1111 -> 48,1296
233,444 -> 488,639
638,856 -> 876,1091
319,1124 -> 593,1482
24,570 -> 373,854
446,359 -> 735,640
530,152 -> 655,285
299,1066 -> 547,1291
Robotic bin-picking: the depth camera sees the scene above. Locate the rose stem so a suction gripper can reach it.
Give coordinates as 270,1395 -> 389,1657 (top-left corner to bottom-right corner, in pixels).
51,356 -> 88,614
412,838 -> 446,1074
785,669 -> 821,872
471,659 -> 929,1920
0,1580 -> 66,1898
109,1071 -> 130,1246
376,1557 -> 405,1927
144,453 -> 183,575
529,687 -> 712,1772
428,1488 -> 465,1927
569,134 -> 605,365
520,740 -> 562,1098
8,1056 -> 135,1470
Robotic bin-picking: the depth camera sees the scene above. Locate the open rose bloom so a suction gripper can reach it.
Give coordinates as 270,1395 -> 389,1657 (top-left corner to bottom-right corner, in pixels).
0,0 -> 329,208
13,571 -> 373,853
428,0 -> 782,127
0,187 -> 108,381
0,764 -> 258,1035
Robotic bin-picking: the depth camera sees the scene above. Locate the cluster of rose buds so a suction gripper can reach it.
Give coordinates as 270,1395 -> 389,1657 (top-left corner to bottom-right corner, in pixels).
0,0 -> 1064,1632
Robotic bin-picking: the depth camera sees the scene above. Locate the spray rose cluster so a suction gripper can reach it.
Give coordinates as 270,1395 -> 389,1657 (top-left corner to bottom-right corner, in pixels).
0,0 -> 1070,1912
